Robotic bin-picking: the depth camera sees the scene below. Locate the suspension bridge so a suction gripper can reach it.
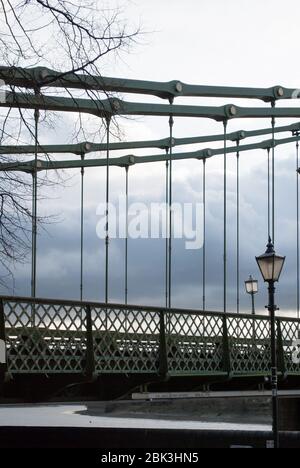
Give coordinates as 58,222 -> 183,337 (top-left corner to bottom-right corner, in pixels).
0,66 -> 300,399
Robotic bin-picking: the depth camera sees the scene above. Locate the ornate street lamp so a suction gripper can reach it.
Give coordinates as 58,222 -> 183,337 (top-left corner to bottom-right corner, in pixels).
256,237 -> 285,449
245,275 -> 258,315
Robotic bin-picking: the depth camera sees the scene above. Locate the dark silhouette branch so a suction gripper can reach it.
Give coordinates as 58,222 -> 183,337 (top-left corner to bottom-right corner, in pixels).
0,0 -> 141,287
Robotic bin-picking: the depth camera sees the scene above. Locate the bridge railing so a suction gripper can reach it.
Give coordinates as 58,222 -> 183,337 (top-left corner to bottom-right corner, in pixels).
0,296 -> 299,378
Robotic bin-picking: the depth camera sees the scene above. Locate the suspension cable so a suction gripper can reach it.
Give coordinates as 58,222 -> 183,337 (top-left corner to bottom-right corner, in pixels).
105,117 -> 111,304
80,153 -> 85,302
165,153 -> 169,309
31,87 -> 40,301
168,103 -> 174,309
267,147 -> 271,240
236,140 -> 240,314
125,165 -> 129,305
296,133 -> 300,319
203,158 -> 206,312
271,102 -> 276,243
223,120 -> 228,314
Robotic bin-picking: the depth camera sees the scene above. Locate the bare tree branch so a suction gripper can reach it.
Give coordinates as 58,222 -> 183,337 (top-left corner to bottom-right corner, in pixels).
0,0 -> 142,287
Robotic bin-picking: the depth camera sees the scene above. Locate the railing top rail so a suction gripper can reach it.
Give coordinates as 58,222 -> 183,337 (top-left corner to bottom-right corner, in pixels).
0,294 -> 217,315
1,295 -> 299,323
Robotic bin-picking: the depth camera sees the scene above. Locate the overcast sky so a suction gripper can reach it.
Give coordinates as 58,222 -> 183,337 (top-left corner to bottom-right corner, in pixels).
3,0 -> 300,315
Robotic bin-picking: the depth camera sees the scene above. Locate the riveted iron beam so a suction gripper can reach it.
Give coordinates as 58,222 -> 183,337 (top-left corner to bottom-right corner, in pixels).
4,91 -> 300,121
0,91 -> 112,117
1,135 -> 299,173
0,92 -> 233,120
1,121 -> 300,156
0,66 -> 297,102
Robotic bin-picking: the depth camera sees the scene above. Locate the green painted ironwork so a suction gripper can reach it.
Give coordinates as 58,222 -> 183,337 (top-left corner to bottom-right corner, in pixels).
1,68 -> 300,382
2,296 -> 300,378
0,66 -> 296,101
4,91 -> 300,121
1,135 -> 300,174
85,305 -> 95,377
1,121 -> 300,156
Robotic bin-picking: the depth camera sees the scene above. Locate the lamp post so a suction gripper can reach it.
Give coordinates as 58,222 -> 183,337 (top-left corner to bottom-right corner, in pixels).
256,237 -> 285,449
245,275 -> 258,343
245,275 -> 258,315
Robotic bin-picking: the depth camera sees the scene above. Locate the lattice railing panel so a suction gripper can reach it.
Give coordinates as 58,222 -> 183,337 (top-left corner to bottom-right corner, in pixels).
165,312 -> 224,374
4,300 -> 86,373
227,315 -> 271,375
3,296 -> 300,378
280,319 -> 300,373
91,306 -> 160,373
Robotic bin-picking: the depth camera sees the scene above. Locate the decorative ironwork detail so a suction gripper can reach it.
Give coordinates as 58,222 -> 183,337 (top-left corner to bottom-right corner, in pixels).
4,300 -> 85,373
165,312 -> 224,375
91,306 -> 160,374
2,297 -> 300,378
